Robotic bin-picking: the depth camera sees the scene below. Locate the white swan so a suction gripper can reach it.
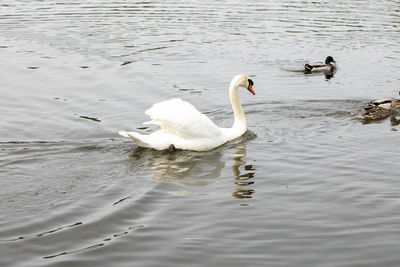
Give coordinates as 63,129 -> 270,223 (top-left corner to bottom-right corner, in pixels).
119,74 -> 255,151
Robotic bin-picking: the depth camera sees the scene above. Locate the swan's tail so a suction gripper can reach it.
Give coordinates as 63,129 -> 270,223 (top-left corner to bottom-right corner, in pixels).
118,130 -> 150,148
118,130 -> 130,137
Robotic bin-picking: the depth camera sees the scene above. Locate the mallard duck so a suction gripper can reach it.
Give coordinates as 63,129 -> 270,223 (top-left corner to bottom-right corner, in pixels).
119,74 -> 255,151
359,98 -> 400,120
304,56 -> 336,72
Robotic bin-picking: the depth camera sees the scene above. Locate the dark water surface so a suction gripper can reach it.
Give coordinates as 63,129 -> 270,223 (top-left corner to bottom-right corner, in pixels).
1,1 -> 400,266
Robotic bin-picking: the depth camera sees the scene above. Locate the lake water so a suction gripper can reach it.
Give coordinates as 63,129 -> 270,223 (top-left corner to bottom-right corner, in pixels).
1,1 -> 400,266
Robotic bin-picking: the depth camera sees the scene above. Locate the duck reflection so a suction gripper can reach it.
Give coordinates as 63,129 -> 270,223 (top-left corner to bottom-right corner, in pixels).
324,71 -> 335,80
390,115 -> 400,126
303,69 -> 336,80
231,143 -> 256,199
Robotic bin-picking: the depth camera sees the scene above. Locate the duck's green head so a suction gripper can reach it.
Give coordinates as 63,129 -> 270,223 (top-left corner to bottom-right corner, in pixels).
325,56 -> 335,64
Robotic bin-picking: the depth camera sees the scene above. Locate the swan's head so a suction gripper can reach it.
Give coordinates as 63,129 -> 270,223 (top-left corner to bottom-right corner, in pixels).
247,79 -> 255,95
232,74 -> 255,95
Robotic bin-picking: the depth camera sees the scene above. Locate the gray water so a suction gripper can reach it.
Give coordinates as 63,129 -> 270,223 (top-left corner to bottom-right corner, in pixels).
1,1 -> 400,266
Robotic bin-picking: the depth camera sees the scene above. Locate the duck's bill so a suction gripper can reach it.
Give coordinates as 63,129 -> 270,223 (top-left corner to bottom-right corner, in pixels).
247,84 -> 255,95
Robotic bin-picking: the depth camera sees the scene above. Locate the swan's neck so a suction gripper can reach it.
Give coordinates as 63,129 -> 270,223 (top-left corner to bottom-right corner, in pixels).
229,79 -> 247,135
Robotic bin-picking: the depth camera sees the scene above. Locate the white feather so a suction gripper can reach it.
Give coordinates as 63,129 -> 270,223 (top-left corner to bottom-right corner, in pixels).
119,74 -> 253,151
144,98 -> 221,139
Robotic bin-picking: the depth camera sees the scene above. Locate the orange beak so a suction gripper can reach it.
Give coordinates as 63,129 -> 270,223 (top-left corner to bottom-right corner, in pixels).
247,83 -> 255,95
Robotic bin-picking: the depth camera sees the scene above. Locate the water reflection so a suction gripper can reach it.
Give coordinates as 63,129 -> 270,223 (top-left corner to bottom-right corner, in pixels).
125,140 -> 256,199
128,147 -> 225,187
390,115 -> 400,126
323,70 -> 335,80
282,66 -> 336,80
231,143 -> 256,199
304,69 -> 336,80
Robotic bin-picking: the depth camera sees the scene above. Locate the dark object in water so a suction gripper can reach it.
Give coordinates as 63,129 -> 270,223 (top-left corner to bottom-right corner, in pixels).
168,144 -> 176,152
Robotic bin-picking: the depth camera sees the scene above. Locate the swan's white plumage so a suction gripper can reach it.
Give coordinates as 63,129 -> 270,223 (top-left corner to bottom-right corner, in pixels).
119,74 -> 254,151
144,98 -> 221,139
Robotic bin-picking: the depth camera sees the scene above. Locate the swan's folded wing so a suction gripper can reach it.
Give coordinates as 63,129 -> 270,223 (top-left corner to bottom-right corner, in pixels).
144,98 -> 222,138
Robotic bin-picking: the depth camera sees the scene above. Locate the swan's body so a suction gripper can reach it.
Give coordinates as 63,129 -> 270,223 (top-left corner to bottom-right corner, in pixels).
119,74 -> 255,151
305,56 -> 336,72
359,98 -> 400,120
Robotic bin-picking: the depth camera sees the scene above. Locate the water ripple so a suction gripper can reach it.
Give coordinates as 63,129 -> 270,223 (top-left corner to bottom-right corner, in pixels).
1,1 -> 400,266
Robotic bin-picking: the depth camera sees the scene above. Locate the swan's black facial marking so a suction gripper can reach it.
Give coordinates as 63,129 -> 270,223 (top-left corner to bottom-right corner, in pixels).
247,79 -> 255,95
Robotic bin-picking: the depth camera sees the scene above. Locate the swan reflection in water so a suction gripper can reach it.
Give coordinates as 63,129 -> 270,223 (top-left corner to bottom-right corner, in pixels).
231,143 -> 256,199
128,146 -> 225,188
126,140 -> 256,199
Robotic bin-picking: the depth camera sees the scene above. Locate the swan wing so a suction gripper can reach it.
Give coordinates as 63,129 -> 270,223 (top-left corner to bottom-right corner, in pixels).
144,98 -> 222,138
